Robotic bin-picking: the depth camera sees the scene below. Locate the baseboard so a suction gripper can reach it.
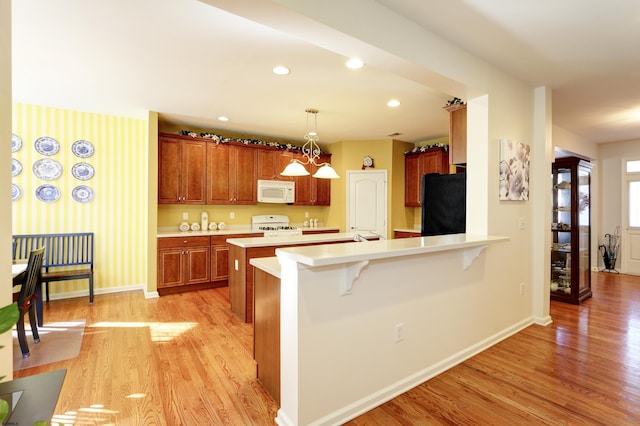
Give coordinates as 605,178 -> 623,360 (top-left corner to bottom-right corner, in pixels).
276,317 -> 535,426
532,314 -> 553,326
45,283 -> 147,301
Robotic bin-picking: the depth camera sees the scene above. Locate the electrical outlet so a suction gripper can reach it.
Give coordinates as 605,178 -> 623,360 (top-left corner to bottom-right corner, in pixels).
305,211 -> 309,218
230,212 -> 235,219
519,282 -> 525,295
183,212 -> 188,220
518,217 -> 525,230
394,323 -> 403,343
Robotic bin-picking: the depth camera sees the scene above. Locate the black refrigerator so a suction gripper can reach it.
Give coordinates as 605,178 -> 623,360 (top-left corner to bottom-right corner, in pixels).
421,173 -> 466,236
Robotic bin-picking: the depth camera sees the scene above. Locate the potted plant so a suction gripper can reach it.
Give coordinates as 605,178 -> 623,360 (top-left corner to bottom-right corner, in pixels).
0,302 -> 19,422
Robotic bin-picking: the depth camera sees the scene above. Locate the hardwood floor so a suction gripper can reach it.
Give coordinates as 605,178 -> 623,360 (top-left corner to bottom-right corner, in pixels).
14,272 -> 640,425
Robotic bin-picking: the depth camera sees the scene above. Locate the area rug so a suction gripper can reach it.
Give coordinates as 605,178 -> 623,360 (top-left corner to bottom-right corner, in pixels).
12,319 -> 86,370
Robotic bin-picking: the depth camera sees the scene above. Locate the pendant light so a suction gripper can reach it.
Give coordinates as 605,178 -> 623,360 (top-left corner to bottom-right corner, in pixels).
281,108 -> 340,179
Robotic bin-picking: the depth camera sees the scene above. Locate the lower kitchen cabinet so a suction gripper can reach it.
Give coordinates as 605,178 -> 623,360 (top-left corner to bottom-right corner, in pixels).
211,234 -> 257,283
157,236 -> 211,293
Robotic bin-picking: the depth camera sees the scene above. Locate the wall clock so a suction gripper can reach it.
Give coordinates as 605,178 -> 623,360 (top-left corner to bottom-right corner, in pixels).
362,155 -> 374,169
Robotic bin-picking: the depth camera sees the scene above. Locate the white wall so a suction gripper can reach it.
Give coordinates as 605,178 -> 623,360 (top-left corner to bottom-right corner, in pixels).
597,139 -> 640,271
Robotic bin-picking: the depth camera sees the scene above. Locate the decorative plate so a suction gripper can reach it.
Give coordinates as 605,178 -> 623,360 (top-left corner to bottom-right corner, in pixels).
12,134 -> 23,153
71,140 -> 94,158
35,184 -> 61,203
72,185 -> 94,203
33,158 -> 63,181
71,162 -> 94,180
11,184 -> 22,201
34,136 -> 60,156
12,158 -> 22,177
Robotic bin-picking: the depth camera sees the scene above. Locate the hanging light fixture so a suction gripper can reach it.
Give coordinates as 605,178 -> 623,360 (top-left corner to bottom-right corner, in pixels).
281,108 -> 340,179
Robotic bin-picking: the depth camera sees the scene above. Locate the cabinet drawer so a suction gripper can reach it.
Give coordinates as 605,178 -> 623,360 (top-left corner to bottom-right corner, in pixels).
158,236 -> 211,248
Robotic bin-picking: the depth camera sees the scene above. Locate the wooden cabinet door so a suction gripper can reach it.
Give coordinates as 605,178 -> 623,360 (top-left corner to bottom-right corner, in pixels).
311,154 -> 332,205
257,150 -> 294,181
158,136 -> 206,204
405,148 -> 449,207
157,247 -> 184,288
158,138 -> 182,204
445,104 -> 467,166
181,140 -> 207,204
206,143 -> 231,204
211,244 -> 229,281
231,146 -> 258,204
184,246 -> 211,285
405,154 -> 422,207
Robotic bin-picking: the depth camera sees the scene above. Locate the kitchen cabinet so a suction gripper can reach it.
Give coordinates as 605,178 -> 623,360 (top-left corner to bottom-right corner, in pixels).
257,149 -> 294,181
157,236 -> 211,291
394,230 -> 420,239
206,143 -> 258,204
211,233 -> 257,283
444,103 -> 467,169
404,147 -> 449,206
293,153 -> 332,206
551,156 -> 593,304
158,135 -> 207,204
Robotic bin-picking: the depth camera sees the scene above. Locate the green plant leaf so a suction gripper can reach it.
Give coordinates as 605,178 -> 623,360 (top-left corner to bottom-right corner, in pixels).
0,399 -> 9,424
0,303 -> 19,334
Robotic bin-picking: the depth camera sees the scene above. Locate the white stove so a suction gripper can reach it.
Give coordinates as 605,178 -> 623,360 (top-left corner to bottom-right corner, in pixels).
252,215 -> 303,237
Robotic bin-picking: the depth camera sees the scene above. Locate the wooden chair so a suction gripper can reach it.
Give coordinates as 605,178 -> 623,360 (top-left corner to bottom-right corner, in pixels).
12,247 -> 45,358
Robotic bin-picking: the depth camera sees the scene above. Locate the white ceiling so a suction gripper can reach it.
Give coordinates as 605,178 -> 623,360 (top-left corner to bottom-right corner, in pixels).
11,0 -> 640,148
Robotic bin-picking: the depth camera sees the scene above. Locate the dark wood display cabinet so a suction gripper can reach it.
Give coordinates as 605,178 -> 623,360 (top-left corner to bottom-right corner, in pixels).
551,156 -> 593,304
404,147 -> 449,207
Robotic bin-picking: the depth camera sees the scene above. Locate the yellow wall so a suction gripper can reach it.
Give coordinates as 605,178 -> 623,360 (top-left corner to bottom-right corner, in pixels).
11,103 -> 149,298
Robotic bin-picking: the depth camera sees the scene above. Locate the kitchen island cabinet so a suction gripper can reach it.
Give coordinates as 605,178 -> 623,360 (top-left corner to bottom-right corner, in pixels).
210,233 -> 257,283
206,143 -> 257,204
227,232 -> 378,322
158,135 -> 207,204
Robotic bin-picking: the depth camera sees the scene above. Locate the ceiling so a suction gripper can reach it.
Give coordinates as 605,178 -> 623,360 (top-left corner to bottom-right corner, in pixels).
11,0 -> 640,148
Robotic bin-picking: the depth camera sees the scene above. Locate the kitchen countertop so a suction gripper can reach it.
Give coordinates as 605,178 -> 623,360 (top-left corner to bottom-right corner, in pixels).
226,231 -> 378,248
250,256 -> 281,278
276,233 -> 509,267
157,226 -> 339,238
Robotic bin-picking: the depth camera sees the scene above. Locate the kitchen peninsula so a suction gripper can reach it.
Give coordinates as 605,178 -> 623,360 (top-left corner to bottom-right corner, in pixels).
258,233 -> 508,426
227,232 -> 378,322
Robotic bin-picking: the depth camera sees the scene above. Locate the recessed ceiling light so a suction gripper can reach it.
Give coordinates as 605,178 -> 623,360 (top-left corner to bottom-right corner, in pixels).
272,66 -> 291,75
346,58 -> 364,69
387,99 -> 401,107
217,116 -> 229,122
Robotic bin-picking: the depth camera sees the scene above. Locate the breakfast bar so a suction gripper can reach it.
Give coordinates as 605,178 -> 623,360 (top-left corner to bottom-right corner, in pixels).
251,233 -> 509,426
226,232 -> 378,322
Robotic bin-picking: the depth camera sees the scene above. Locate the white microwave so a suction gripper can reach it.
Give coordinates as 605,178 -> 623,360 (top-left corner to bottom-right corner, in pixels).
257,180 -> 295,203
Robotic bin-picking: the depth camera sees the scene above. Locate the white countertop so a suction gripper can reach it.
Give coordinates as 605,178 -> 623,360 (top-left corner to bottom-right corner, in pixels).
249,256 -> 281,278
276,233 -> 509,267
226,231 -> 379,248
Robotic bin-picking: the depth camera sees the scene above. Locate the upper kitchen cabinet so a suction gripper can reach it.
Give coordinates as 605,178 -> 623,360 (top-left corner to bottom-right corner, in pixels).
293,153 -> 331,206
404,147 -> 449,207
207,143 -> 258,205
158,134 -> 207,204
444,103 -> 467,169
257,149 -> 294,181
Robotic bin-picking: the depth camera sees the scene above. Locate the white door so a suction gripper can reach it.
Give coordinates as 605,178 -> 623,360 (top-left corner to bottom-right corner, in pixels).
623,159 -> 640,274
346,170 -> 387,238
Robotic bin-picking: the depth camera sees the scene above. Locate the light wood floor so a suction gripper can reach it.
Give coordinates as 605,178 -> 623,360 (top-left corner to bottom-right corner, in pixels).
15,272 -> 640,425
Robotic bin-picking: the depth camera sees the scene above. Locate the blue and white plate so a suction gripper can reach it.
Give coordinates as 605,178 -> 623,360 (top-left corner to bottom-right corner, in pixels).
12,158 -> 22,177
35,184 -> 61,203
12,134 -> 23,153
72,185 -> 94,203
33,158 -> 63,180
71,140 -> 94,158
11,184 -> 22,201
71,162 -> 94,180
34,136 -> 60,156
